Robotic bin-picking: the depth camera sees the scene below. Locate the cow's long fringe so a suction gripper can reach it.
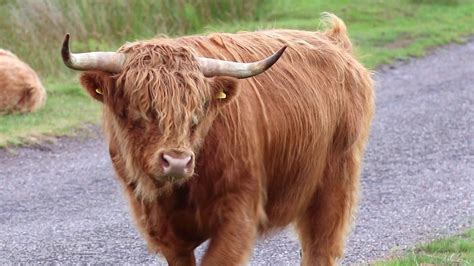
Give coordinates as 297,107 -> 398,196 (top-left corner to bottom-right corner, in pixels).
116,42 -> 210,145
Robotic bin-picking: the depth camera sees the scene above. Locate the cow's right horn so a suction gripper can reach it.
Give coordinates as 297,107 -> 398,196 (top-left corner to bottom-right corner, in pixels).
196,46 -> 287,79
61,33 -> 126,73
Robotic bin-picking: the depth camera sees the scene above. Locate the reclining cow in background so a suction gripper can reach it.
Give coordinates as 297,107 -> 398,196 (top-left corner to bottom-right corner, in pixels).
62,13 -> 374,266
0,49 -> 46,114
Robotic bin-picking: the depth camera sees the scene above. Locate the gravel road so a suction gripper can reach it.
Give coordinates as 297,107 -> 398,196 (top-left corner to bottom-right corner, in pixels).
1,39 -> 473,264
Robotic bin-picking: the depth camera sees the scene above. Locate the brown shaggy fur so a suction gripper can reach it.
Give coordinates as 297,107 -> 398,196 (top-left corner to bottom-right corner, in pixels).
79,13 -> 374,265
0,49 -> 46,114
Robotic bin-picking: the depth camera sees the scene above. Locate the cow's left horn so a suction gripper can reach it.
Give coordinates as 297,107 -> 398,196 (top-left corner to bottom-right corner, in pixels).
61,33 -> 126,72
196,46 -> 287,79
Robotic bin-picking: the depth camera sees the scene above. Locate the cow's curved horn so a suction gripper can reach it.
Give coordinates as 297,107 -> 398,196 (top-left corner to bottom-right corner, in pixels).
61,33 -> 126,72
196,46 -> 287,79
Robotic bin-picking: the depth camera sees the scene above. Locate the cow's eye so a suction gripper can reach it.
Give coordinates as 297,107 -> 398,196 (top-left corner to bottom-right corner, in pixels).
203,100 -> 210,111
190,116 -> 199,135
190,123 -> 198,135
132,119 -> 146,130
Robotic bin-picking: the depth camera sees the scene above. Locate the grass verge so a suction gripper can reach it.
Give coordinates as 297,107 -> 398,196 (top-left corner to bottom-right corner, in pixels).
0,82 -> 100,146
1,0 -> 473,147
376,228 -> 474,265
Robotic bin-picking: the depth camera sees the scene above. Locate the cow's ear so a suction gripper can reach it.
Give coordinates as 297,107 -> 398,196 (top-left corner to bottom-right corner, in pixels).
209,76 -> 239,105
79,71 -> 115,103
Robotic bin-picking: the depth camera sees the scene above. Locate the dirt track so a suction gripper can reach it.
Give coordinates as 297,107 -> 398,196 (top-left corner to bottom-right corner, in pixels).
0,39 -> 473,264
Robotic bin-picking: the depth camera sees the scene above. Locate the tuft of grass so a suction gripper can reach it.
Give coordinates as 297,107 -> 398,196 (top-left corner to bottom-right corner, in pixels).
376,229 -> 474,265
410,0 -> 460,5
0,0 -> 474,147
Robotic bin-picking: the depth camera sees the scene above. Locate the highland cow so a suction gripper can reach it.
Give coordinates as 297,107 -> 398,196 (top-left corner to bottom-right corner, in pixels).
0,49 -> 46,114
62,13 -> 374,265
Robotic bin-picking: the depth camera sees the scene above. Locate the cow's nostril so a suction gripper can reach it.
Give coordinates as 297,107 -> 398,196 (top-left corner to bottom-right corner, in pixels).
186,156 -> 193,167
161,153 -> 170,168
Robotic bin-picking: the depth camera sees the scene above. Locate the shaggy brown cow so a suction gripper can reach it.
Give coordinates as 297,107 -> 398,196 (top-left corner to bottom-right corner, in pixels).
0,49 -> 46,114
63,13 -> 374,265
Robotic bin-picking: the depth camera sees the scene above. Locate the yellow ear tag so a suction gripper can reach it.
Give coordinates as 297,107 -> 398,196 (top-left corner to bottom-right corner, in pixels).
216,90 -> 226,99
95,88 -> 103,95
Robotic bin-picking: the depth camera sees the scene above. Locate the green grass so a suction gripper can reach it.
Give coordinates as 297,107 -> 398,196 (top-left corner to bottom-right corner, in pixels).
0,82 -> 100,146
376,229 -> 474,265
0,0 -> 474,147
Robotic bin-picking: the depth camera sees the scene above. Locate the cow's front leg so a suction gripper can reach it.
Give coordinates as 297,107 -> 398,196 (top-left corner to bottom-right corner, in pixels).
161,247 -> 196,266
201,194 -> 259,266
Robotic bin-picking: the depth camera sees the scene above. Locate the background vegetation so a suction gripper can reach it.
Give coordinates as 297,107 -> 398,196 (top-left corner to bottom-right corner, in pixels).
0,0 -> 262,78
0,0 -> 473,146
377,229 -> 474,265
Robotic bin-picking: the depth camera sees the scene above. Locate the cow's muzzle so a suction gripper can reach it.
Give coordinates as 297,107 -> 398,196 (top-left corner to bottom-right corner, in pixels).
157,149 -> 195,181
